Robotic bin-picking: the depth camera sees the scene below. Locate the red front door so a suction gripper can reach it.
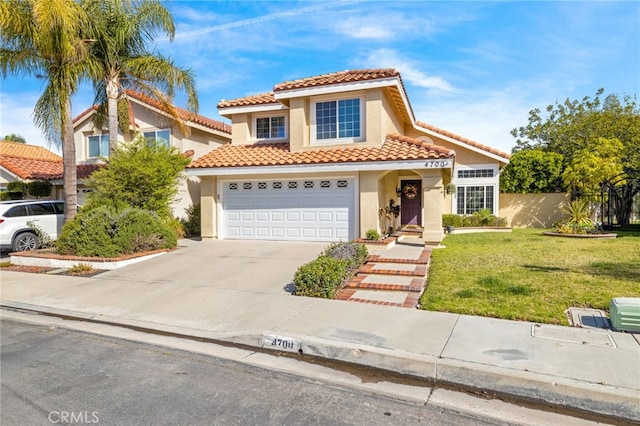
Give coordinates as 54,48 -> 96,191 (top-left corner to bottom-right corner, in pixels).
400,180 -> 422,226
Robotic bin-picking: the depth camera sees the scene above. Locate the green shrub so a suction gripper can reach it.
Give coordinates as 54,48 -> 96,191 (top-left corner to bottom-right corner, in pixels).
57,205 -> 177,257
27,220 -> 55,248
443,213 -> 507,228
293,256 -> 349,298
293,241 -> 368,299
180,203 -> 201,237
365,229 -> 380,240
442,214 -> 463,227
323,241 -> 367,276
27,180 -> 52,198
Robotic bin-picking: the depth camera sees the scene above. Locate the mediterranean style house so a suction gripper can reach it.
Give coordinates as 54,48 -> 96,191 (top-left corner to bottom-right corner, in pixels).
72,90 -> 232,216
186,69 -> 510,244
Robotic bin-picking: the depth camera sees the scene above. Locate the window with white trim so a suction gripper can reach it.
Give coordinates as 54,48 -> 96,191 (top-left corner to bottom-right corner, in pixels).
255,115 -> 285,140
143,129 -> 171,148
456,186 -> 495,214
88,134 -> 109,158
312,96 -> 363,144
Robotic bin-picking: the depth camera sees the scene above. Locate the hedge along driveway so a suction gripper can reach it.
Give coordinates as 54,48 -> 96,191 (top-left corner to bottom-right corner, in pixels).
419,229 -> 640,324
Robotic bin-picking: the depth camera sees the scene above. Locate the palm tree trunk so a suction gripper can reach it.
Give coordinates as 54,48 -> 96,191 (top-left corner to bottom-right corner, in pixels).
62,87 -> 78,223
107,77 -> 119,155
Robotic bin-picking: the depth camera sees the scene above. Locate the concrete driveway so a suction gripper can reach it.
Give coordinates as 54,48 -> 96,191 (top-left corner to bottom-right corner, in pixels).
98,239 -> 330,295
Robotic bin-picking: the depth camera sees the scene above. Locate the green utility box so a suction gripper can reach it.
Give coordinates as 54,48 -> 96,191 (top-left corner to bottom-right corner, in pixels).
610,298 -> 640,332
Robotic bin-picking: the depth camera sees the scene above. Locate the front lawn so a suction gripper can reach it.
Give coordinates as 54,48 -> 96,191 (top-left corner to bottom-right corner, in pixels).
419,228 -> 640,324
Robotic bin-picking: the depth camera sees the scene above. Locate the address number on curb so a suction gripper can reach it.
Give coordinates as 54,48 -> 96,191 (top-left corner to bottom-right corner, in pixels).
425,159 -> 453,168
262,334 -> 302,353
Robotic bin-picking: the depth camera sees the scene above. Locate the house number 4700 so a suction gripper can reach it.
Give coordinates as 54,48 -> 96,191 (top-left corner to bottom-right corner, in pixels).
262,334 -> 302,353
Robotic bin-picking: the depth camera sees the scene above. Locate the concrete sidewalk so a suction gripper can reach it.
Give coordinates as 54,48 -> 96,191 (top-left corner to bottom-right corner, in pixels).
1,240 -> 639,422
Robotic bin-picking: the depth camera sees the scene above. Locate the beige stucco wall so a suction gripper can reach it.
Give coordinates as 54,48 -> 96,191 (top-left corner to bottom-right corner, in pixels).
499,193 -> 570,228
288,97 -> 309,152
73,102 -> 230,218
418,169 -> 445,243
200,175 -> 218,239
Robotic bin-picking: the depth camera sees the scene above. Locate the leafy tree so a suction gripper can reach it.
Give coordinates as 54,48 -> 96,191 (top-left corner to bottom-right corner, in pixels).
511,89 -> 640,224
562,137 -> 625,195
84,136 -> 190,218
1,0 -> 91,222
500,149 -> 564,193
81,0 -> 198,155
512,89 -> 639,166
3,133 -> 26,143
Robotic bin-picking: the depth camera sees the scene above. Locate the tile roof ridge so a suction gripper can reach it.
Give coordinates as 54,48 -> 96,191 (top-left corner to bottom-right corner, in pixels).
0,141 -> 62,161
217,92 -> 277,109
386,133 -> 456,157
415,121 -> 510,160
273,68 -> 400,92
125,90 -> 231,134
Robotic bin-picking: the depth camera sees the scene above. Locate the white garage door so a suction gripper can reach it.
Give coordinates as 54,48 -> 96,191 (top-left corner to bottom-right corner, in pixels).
223,178 -> 355,242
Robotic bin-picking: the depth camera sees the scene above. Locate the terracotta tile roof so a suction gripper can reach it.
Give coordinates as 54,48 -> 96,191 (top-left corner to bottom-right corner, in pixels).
0,141 -> 61,161
188,134 -> 455,169
0,142 -> 104,180
218,92 -> 278,109
73,92 -> 232,135
219,69 -> 405,109
31,164 -> 103,180
273,69 -> 400,92
416,121 -> 511,160
125,90 -> 231,134
0,154 -> 101,180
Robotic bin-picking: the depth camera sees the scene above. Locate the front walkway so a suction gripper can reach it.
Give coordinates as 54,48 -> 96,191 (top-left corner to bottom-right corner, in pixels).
337,236 -> 431,308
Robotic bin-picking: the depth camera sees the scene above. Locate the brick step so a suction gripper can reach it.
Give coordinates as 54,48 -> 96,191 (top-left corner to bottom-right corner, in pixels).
344,280 -> 425,293
358,263 -> 427,277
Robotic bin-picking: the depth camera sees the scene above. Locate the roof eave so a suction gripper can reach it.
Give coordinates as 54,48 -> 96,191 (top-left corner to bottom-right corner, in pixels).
186,157 -> 453,177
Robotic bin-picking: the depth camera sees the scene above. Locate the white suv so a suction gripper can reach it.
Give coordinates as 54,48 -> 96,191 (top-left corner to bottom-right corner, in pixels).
0,200 -> 64,252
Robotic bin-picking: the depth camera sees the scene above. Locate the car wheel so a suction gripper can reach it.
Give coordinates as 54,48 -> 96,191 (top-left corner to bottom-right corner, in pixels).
13,232 -> 40,252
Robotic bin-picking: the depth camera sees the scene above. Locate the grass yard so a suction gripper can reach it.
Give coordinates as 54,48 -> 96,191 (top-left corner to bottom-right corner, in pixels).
419,228 -> 640,325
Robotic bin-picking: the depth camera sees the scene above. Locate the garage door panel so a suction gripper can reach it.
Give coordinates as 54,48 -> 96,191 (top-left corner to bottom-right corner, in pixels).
223,178 -> 354,242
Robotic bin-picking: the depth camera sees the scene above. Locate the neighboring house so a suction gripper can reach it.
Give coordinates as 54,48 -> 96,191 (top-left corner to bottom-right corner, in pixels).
72,90 -> 232,216
0,140 -> 100,200
187,69 -> 510,244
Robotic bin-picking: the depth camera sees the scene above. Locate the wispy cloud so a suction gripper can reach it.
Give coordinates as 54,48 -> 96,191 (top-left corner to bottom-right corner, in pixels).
361,48 -> 455,92
175,1 -> 363,40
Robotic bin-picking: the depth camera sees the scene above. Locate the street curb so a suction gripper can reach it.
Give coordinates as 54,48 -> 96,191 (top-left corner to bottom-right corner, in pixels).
2,301 -> 638,423
436,359 -> 640,422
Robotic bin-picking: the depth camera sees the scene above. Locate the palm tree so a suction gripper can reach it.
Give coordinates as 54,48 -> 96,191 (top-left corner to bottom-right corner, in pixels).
81,0 -> 198,155
1,0 -> 90,222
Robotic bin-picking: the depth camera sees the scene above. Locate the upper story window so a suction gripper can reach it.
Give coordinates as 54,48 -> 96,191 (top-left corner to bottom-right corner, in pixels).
312,96 -> 363,145
88,134 -> 109,158
143,129 -> 171,148
458,169 -> 494,179
255,116 -> 286,140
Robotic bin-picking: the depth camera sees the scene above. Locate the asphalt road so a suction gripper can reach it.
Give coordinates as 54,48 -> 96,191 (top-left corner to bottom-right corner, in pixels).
1,319 -> 499,426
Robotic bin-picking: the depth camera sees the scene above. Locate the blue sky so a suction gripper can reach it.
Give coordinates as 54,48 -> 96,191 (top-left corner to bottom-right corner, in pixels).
1,1 -> 638,155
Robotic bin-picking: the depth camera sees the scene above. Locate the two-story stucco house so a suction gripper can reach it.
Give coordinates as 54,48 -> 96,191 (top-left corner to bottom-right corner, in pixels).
187,69 -> 510,244
72,91 -> 232,216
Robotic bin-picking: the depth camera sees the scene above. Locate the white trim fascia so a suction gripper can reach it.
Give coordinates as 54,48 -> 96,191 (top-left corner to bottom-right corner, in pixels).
0,167 -> 21,181
72,109 -> 97,130
413,122 -> 509,164
186,159 -> 452,177
274,77 -> 400,100
219,103 -> 288,117
128,97 -> 231,138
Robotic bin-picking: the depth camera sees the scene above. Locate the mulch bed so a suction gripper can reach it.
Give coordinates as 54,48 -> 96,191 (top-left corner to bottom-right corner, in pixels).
1,265 -> 57,274
1,264 -> 106,277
